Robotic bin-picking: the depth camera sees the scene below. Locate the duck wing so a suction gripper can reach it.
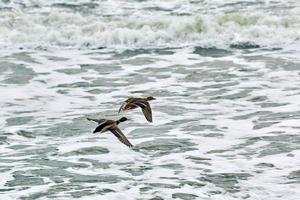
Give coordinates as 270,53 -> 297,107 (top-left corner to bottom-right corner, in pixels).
118,97 -> 136,113
87,117 -> 106,124
133,100 -> 153,122
118,102 -> 127,113
109,127 -> 133,147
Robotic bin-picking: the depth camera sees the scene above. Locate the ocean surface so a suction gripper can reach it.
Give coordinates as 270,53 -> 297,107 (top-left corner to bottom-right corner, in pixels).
0,0 -> 300,199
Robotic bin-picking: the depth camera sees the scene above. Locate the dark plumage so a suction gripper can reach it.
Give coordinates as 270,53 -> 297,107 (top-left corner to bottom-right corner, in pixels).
87,117 -> 133,147
118,96 -> 156,122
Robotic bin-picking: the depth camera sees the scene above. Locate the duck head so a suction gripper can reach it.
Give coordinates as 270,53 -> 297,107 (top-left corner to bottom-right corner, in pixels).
117,117 -> 129,124
146,96 -> 156,101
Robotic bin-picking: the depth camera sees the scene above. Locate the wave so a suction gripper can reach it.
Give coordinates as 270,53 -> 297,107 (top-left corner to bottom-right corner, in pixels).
0,10 -> 299,49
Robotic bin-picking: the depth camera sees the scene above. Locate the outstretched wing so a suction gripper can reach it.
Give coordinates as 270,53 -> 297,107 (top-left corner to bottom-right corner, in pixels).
119,97 -> 139,113
109,127 -> 133,147
118,97 -> 135,113
118,102 -> 126,113
87,117 -> 106,124
133,100 -> 153,122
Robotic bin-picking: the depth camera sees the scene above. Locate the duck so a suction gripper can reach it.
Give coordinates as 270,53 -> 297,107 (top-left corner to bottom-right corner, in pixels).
118,96 -> 156,123
86,117 -> 133,148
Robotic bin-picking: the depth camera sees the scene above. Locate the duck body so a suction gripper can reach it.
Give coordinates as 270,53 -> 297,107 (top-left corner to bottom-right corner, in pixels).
119,96 -> 155,122
87,117 -> 133,147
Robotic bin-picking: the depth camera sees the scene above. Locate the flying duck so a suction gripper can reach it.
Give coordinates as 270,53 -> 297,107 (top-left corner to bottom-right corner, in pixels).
118,96 -> 156,122
87,117 -> 133,147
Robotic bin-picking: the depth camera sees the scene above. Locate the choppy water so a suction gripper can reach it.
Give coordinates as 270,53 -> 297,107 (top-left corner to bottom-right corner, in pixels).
1,0 -> 300,199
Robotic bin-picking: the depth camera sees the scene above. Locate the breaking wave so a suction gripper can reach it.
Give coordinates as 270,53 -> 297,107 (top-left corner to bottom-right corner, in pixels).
0,10 -> 299,49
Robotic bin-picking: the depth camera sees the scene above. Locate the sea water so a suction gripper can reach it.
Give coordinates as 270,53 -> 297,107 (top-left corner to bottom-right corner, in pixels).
0,0 -> 300,199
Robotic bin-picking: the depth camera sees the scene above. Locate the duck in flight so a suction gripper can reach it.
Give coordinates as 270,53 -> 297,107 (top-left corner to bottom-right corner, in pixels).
118,96 -> 156,123
86,117 -> 133,148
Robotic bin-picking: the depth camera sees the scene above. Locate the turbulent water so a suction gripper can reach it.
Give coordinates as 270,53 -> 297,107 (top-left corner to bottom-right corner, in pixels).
1,0 -> 300,199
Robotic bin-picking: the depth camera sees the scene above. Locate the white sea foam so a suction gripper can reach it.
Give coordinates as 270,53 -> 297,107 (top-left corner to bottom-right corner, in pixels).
0,9 -> 299,50
0,1 -> 300,199
0,49 -> 299,198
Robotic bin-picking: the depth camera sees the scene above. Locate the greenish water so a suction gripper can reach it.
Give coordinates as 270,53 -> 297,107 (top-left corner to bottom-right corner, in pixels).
0,0 -> 300,199
0,46 -> 300,200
